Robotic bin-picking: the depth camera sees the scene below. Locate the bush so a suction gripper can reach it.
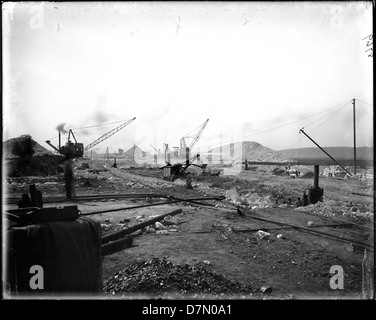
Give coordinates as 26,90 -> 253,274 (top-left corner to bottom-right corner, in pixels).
11,135 -> 35,158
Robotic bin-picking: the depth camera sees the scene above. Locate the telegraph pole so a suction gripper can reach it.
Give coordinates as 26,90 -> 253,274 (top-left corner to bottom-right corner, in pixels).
352,98 -> 356,174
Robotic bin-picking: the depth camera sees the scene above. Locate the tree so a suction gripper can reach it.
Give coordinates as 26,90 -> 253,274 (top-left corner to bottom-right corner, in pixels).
12,135 -> 35,158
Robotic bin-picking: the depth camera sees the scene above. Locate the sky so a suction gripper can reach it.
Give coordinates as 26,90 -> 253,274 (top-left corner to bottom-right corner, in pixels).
2,1 -> 373,155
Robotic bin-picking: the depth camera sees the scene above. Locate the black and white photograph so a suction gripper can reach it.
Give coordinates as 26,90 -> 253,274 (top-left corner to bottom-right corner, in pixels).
2,1 -> 374,303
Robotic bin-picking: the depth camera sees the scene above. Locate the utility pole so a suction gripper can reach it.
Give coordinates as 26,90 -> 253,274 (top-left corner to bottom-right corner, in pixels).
353,98 -> 356,174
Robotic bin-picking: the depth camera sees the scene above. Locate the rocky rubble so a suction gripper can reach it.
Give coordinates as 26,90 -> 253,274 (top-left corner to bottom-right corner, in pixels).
293,200 -> 374,222
103,257 -> 254,297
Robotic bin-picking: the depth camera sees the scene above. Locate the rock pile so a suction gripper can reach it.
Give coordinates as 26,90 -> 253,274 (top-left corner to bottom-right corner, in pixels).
103,257 -> 254,296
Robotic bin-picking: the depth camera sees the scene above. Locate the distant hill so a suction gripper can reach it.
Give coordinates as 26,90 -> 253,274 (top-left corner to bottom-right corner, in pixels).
279,147 -> 373,160
208,141 -> 293,163
3,136 -> 53,158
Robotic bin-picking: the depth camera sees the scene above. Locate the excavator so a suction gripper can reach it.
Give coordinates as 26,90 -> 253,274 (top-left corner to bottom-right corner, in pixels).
46,117 -> 136,159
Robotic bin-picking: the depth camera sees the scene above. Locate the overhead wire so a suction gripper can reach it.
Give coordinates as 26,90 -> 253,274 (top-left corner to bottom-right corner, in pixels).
72,119 -> 129,131
281,101 -> 350,150
306,102 -> 350,135
203,99 -> 352,151
355,98 -> 373,107
47,119 -> 132,142
356,104 -> 373,119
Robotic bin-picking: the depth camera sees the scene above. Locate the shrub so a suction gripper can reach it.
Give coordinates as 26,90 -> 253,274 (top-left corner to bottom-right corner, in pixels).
11,135 -> 35,158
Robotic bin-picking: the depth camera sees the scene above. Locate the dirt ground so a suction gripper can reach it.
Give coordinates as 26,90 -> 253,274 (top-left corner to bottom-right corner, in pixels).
4,159 -> 374,299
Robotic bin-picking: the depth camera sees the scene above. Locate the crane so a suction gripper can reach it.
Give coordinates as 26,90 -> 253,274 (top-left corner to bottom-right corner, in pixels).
150,144 -> 159,153
162,119 -> 209,180
46,129 -> 84,158
84,117 -> 136,152
180,119 -> 209,151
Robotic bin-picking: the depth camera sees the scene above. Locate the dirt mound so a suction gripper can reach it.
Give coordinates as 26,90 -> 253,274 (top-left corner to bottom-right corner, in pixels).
209,141 -> 292,163
103,257 -> 254,296
6,154 -> 65,177
3,136 -> 53,158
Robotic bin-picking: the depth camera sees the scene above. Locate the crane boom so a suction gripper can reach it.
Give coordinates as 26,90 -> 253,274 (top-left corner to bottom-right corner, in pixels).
84,117 -> 136,151
150,144 -> 159,153
185,119 -> 209,151
299,128 -> 352,176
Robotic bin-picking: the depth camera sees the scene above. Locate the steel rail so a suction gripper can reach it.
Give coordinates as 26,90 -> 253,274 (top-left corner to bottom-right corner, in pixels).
81,196 -> 225,216
244,212 -> 373,250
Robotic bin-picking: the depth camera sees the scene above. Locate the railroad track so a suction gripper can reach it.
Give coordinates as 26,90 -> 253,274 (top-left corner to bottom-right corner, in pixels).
244,210 -> 373,251
209,204 -> 374,251
5,193 -> 169,205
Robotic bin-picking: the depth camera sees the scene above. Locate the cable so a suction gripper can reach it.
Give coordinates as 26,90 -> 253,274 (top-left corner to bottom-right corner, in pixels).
47,135 -> 59,141
356,104 -> 373,119
283,135 -> 304,150
355,99 -> 373,107
72,120 -> 129,131
207,99 -> 353,149
281,101 -> 350,150
303,101 -> 350,129
307,103 -> 349,135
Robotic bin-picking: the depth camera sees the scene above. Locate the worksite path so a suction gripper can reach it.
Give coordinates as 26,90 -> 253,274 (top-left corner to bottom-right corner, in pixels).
108,168 -> 178,191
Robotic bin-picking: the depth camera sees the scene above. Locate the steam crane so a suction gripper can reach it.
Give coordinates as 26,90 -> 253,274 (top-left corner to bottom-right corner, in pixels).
46,129 -> 84,158
84,117 -> 136,152
163,119 -> 209,180
46,117 -> 136,159
180,119 -> 209,152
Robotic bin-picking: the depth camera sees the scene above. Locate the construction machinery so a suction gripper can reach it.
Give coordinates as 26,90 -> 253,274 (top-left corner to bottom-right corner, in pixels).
161,119 -> 209,180
46,118 -> 136,159
84,117 -> 136,152
46,129 -> 84,158
164,118 -> 210,165
179,119 -> 209,152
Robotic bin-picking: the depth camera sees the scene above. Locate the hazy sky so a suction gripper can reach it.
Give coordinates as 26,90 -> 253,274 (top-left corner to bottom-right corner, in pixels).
2,1 -> 373,154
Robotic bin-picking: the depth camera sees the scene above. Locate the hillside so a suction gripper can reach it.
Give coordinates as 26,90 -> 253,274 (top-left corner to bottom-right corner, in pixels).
209,141 -> 293,163
279,146 -> 374,160
3,136 -> 53,158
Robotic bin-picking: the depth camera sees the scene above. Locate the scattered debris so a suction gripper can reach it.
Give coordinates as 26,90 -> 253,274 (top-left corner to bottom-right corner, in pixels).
156,230 -> 169,235
103,258 -> 254,296
225,189 -> 240,202
255,230 -> 271,240
163,216 -> 178,226
155,222 -> 165,230
260,286 -> 273,294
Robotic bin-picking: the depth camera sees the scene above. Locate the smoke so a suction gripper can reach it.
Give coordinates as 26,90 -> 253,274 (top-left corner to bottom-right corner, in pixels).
92,94 -> 110,124
92,110 -> 110,124
78,128 -> 90,136
56,123 -> 68,133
